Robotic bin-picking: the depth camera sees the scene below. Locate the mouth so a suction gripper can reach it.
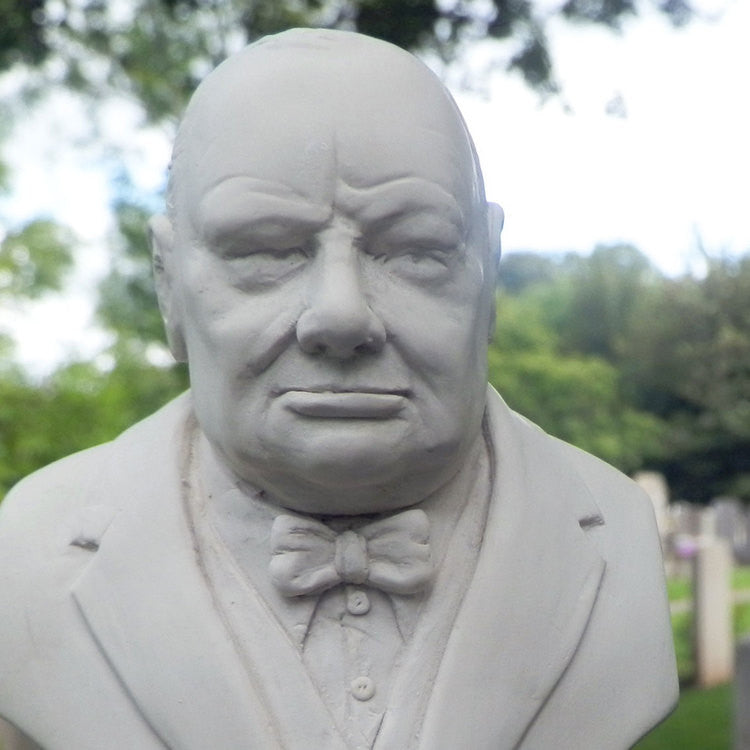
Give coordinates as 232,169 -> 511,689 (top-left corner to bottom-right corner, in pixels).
276,388 -> 410,419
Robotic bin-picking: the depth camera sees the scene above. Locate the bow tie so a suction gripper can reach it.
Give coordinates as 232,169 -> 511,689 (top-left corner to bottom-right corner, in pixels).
269,508 -> 433,597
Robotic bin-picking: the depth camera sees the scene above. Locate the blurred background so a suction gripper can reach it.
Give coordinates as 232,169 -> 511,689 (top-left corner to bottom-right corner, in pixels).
0,1 -> 748,747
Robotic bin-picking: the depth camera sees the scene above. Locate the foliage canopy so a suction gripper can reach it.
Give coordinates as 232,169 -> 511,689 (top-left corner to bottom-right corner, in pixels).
1,0 -> 703,127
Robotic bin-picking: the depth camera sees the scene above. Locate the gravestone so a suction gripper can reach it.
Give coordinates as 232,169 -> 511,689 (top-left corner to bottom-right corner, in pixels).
712,496 -> 748,557
693,539 -> 734,687
668,501 -> 703,577
669,501 -> 702,537
699,505 -> 718,541
634,471 -> 669,539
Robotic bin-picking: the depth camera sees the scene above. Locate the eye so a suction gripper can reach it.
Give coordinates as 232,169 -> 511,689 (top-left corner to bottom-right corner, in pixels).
223,243 -> 310,260
226,245 -> 313,287
403,250 -> 448,266
372,245 -> 454,281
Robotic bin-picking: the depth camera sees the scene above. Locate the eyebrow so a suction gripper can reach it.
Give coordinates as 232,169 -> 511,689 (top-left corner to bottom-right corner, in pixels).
197,177 -> 331,238
336,177 -> 466,234
195,175 -> 466,244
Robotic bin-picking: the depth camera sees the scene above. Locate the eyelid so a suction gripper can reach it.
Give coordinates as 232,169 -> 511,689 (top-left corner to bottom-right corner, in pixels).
200,211 -> 324,255
220,245 -> 313,290
367,236 -> 462,258
213,234 -> 314,259
367,223 -> 464,249
369,210 -> 464,240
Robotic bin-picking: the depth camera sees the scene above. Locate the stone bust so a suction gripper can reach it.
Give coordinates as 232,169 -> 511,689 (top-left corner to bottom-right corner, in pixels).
0,29 -> 677,750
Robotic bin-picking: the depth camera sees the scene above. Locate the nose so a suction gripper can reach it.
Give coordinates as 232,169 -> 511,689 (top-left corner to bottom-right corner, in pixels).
296,243 -> 386,359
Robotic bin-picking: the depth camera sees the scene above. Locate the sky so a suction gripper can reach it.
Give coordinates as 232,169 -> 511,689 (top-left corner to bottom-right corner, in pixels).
459,0 -> 750,272
2,0 -> 749,375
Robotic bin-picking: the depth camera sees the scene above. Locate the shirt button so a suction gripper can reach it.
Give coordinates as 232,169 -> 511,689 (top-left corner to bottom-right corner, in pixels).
346,589 -> 371,615
351,676 -> 375,701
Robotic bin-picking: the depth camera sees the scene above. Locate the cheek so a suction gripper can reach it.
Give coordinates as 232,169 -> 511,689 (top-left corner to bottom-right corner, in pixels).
179,258 -> 305,365
380,275 -> 490,381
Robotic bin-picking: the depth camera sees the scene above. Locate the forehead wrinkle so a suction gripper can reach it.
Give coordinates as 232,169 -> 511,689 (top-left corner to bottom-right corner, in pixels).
198,175 -> 329,210
335,178 -> 466,233
193,175 -> 333,236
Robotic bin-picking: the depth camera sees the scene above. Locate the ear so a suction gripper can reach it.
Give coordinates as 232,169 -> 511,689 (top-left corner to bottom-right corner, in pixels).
485,202 -> 504,341
486,202 -> 504,272
149,214 -> 188,363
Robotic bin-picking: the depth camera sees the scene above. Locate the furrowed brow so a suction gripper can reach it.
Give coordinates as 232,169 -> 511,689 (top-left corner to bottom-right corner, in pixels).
197,177 -> 330,241
337,177 -> 465,234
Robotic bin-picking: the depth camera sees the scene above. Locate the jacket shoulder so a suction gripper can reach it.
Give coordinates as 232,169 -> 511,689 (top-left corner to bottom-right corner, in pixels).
1,443 -> 112,537
509,404 -> 656,528
1,393 -> 190,528
0,392 -> 191,579
494,397 -> 679,746
0,396 -> 190,748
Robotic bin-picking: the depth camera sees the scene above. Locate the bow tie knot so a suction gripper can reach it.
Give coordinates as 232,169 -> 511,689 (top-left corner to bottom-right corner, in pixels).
270,509 -> 433,597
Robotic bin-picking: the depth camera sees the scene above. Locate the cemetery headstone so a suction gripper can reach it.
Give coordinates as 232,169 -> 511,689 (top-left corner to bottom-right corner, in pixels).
694,539 -> 734,687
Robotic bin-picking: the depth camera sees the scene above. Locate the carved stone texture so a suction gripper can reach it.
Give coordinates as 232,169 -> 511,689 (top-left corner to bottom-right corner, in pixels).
694,539 -> 734,688
0,29 -> 678,750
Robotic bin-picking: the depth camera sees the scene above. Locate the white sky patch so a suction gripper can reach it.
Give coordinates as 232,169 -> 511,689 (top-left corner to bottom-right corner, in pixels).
1,92 -> 173,375
458,0 -> 750,275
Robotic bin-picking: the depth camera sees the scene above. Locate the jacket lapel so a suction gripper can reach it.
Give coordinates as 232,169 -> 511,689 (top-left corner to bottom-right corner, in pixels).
417,389 -> 607,750
71,396 -> 284,749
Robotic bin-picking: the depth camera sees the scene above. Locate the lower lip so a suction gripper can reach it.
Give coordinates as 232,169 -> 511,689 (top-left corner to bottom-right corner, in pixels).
280,391 -> 408,418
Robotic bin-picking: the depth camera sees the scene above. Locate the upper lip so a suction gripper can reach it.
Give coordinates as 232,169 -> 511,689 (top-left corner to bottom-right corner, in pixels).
275,388 -> 410,418
274,386 -> 411,396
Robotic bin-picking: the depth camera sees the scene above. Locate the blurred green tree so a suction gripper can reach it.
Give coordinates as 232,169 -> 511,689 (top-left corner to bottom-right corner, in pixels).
0,219 -> 74,299
0,204 -> 186,496
0,354 -> 187,496
622,256 -> 750,502
494,248 -> 750,503
0,0 -> 702,125
489,273 -> 667,473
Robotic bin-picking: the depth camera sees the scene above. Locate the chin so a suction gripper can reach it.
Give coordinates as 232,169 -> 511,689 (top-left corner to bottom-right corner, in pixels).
283,443 -> 411,490
256,436 -> 466,516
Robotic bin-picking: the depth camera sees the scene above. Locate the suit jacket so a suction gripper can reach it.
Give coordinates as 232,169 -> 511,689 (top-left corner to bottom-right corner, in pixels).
0,388 -> 677,749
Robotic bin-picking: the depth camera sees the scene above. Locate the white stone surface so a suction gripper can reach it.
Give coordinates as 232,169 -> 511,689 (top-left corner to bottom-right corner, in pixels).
694,539 -> 734,688
634,470 -> 669,538
713,497 -> 749,556
0,29 -> 678,749
699,506 -> 718,542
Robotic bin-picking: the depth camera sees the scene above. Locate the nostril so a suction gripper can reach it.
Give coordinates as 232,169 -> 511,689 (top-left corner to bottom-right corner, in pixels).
296,299 -> 386,359
353,335 -> 383,355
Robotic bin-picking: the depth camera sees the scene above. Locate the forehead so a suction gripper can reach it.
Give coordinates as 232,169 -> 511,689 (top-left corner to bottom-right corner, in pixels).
175,34 -> 480,224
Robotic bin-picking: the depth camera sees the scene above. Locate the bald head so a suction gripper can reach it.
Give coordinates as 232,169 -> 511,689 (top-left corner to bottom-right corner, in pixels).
167,29 -> 489,241
152,29 -> 503,514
